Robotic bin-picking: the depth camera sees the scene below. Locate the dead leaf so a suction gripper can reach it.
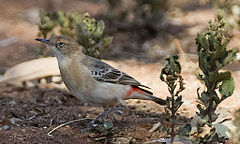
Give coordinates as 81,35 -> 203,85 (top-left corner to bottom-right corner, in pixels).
0,57 -> 60,86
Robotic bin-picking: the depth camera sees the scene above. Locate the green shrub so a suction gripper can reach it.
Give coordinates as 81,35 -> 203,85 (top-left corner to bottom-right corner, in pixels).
193,19 -> 238,143
160,56 -> 191,143
38,11 -> 112,58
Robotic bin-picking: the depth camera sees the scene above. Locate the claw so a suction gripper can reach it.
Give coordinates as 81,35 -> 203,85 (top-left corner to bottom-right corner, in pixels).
81,121 -> 98,132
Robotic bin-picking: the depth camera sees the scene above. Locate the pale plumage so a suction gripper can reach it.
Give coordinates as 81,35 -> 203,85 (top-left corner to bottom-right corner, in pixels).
36,35 -> 166,107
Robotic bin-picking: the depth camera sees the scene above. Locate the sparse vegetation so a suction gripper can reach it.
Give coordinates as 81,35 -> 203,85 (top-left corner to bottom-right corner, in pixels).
192,19 -> 238,143
36,9 -> 239,143
38,11 -> 112,58
160,56 -> 191,143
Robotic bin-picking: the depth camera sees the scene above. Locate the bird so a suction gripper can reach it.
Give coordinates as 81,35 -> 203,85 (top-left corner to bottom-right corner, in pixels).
35,35 -> 166,130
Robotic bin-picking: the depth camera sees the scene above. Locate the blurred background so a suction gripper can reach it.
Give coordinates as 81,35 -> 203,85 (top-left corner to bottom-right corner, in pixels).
1,0 -> 240,72
1,1 -> 240,143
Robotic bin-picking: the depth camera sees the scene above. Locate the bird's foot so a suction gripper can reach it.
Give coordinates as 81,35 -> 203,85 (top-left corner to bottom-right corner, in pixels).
80,120 -> 98,132
81,106 -> 124,133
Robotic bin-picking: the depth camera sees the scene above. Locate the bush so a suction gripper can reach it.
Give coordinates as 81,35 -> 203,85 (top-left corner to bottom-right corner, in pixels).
38,11 -> 112,58
193,19 -> 238,143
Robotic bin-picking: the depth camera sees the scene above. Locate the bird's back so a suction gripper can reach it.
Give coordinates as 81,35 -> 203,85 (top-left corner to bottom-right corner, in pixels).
82,55 -> 153,94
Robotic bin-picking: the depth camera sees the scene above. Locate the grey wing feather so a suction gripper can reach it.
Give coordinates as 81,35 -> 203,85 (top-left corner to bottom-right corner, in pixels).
83,56 -> 150,88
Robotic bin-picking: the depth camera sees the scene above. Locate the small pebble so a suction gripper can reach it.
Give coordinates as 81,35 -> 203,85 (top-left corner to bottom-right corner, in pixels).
9,101 -> 16,105
65,125 -> 70,129
95,137 -> 106,141
116,137 -> 129,144
3,125 -> 10,131
21,129 -> 26,133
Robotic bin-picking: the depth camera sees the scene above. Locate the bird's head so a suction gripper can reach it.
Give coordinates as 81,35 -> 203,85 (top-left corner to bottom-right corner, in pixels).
36,35 -> 83,59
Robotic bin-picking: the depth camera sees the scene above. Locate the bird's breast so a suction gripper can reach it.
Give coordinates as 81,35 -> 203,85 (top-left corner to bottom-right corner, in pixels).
58,58 -> 96,95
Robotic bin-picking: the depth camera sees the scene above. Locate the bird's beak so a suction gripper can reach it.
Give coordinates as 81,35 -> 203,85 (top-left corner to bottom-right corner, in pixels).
35,38 -> 50,45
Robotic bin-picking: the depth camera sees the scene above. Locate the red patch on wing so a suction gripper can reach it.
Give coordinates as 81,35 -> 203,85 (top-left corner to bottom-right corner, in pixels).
127,86 -> 144,96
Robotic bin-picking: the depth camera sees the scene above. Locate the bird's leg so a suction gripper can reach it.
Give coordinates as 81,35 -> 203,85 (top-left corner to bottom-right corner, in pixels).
81,106 -> 124,132
101,106 -> 124,123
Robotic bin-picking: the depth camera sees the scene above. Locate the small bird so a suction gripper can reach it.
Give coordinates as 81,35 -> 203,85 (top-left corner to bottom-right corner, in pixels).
36,35 -> 165,129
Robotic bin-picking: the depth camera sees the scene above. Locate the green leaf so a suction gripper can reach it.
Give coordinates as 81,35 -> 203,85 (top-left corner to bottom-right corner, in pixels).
238,20 -> 240,31
94,20 -> 105,39
57,11 -> 69,28
177,124 -> 192,137
219,77 -> 234,101
103,121 -> 113,130
174,101 -> 183,112
169,56 -> 181,75
222,48 -> 239,66
199,91 -> 209,103
160,56 -> 181,79
175,95 -> 182,102
103,36 -> 113,49
196,33 -> 209,49
208,71 -> 231,84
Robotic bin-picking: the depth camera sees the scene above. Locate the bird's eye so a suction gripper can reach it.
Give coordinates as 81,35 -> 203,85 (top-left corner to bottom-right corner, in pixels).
58,42 -> 65,47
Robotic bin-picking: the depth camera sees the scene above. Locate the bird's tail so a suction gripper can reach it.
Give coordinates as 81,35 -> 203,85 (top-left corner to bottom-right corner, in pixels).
150,95 -> 166,105
137,93 -> 166,106
131,86 -> 166,106
126,86 -> 166,106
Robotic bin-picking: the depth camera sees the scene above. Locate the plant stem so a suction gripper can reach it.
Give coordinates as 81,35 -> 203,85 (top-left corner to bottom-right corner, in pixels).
207,99 -> 213,122
206,84 -> 216,123
170,87 -> 175,144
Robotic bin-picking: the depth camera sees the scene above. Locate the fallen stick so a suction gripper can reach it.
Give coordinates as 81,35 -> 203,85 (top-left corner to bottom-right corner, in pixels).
47,118 -> 92,136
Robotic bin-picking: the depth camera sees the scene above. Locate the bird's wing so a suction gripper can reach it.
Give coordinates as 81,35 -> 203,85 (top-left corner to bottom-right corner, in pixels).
83,56 -> 152,93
